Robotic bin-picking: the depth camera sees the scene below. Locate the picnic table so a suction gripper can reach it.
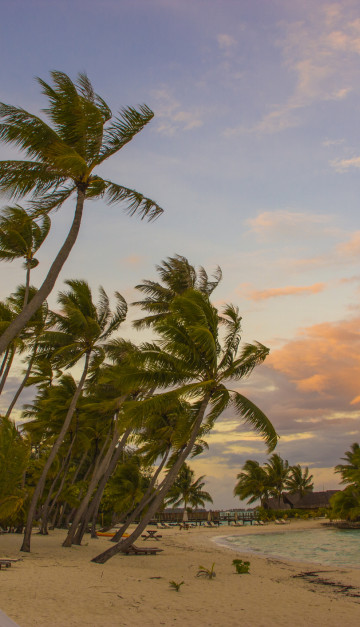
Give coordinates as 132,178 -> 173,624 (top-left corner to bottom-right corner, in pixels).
141,529 -> 162,541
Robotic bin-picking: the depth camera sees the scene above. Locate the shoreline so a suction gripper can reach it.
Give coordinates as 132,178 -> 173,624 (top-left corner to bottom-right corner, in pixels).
0,520 -> 359,626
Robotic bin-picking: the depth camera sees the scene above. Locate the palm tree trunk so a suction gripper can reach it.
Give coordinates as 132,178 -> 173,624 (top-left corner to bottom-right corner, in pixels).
40,435 -> 76,534
0,187 -> 86,356
110,448 -> 171,542
23,262 -> 31,308
72,427 -> 131,545
0,348 -> 10,379
6,343 -> 38,417
0,347 -> 15,394
63,416 -> 127,547
92,392 -> 211,564
20,349 -> 90,552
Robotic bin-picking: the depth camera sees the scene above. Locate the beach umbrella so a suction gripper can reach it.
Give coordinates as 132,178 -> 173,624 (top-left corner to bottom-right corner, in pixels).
207,511 -> 212,522
234,512 -> 238,522
183,509 -> 188,522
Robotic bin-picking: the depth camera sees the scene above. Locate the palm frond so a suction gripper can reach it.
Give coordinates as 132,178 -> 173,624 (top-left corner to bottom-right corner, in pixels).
102,180 -> 164,221
231,391 -> 278,451
97,105 -> 154,163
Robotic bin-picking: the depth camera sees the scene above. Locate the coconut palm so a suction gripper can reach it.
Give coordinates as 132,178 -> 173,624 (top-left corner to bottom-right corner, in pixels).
21,279 -> 127,551
132,254 -> 222,329
234,459 -> 270,506
285,464 -> 314,497
0,205 -> 50,306
0,70 -> 163,354
335,443 -> 360,487
92,289 -> 277,563
165,463 -> 213,514
265,454 -> 290,506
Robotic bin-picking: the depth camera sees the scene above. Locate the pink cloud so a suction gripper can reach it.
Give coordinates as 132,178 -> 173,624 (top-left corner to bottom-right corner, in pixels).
249,283 -> 325,301
268,317 -> 360,401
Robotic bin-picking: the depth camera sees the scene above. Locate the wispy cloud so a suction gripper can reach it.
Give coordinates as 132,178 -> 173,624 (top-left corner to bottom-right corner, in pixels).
331,155 -> 360,171
151,88 -> 203,136
247,210 -> 333,238
217,33 -> 237,56
225,4 -> 359,135
248,282 -> 325,301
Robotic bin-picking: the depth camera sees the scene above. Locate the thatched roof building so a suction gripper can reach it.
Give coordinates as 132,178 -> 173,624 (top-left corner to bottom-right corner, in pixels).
263,490 -> 339,510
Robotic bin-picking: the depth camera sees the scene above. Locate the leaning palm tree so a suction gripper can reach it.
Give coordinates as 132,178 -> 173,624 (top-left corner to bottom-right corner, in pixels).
92,289 -> 277,563
21,278 -> 127,551
234,459 -> 270,506
0,205 -> 50,306
165,463 -> 213,515
0,70 -> 163,354
285,464 -> 314,498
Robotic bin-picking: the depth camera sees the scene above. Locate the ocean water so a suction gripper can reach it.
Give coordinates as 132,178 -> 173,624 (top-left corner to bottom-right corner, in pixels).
214,528 -> 360,569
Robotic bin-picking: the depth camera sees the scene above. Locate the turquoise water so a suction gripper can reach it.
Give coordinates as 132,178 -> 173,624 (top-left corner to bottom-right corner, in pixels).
215,528 -> 360,569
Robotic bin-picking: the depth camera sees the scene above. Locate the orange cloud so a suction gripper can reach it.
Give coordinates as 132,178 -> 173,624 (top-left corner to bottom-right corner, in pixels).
336,231 -> 360,257
268,317 -> 360,402
249,283 -> 325,301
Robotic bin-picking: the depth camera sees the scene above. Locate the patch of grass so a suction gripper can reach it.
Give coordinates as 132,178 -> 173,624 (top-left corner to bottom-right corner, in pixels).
232,559 -> 250,574
196,563 -> 216,579
169,580 -> 184,592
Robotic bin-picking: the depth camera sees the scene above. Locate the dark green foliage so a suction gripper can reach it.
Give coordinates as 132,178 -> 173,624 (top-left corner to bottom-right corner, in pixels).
232,559 -> 250,574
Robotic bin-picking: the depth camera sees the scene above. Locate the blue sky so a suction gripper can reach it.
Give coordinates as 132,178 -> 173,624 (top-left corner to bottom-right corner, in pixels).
1,0 -> 360,508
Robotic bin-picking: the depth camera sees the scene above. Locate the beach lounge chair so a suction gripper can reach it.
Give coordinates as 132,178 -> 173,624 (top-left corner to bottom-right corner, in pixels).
280,518 -> 290,524
0,560 -> 12,569
119,543 -> 163,555
275,519 -> 286,525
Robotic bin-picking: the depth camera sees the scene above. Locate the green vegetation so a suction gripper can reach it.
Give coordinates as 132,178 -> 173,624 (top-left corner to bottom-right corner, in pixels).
234,454 -> 314,506
0,247 -> 276,562
169,580 -> 184,591
196,563 -> 216,579
165,463 -> 213,517
330,443 -> 360,521
232,559 -> 250,574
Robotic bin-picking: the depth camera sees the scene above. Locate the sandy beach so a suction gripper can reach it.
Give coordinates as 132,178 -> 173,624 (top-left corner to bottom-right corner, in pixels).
0,521 -> 359,627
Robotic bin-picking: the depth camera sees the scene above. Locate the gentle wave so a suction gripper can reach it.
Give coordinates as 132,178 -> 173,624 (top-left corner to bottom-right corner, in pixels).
214,528 -> 360,569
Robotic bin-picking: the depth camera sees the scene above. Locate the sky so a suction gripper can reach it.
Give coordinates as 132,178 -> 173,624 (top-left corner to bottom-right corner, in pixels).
1,0 -> 360,509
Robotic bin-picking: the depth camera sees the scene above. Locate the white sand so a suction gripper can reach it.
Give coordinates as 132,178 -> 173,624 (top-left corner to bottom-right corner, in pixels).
0,521 -> 359,626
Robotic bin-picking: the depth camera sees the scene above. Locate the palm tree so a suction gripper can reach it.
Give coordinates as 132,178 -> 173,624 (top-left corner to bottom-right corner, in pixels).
92,289 -> 277,563
165,463 -> 213,515
0,416 -> 30,526
234,459 -> 270,506
285,464 -> 314,498
265,454 -> 290,506
0,70 -> 163,354
21,279 -> 127,551
335,443 -> 360,487
132,254 -> 222,329
0,205 -> 50,306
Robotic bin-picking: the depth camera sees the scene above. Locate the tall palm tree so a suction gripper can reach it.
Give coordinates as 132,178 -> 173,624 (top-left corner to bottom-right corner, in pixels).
0,205 -> 50,306
92,289 -> 277,563
265,454 -> 290,506
165,463 -> 213,514
234,459 -> 270,506
0,70 -> 163,354
285,464 -> 314,498
21,279 -> 127,551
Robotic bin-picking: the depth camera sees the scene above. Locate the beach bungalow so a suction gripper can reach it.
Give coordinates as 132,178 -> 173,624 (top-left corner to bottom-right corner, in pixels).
263,490 -> 339,511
